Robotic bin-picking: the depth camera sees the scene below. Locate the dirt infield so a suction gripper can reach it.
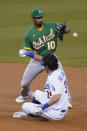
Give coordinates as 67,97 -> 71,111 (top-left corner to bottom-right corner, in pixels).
0,63 -> 87,131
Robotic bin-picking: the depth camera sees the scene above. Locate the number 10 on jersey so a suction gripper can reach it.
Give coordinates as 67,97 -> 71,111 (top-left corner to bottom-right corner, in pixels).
47,41 -> 55,50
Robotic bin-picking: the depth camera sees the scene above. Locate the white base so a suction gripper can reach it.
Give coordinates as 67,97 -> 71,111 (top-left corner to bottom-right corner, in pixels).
13,111 -> 28,118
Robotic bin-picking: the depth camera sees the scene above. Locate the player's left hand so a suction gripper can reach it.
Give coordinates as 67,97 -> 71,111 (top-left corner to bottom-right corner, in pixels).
65,27 -> 71,33
56,24 -> 66,41
56,24 -> 71,41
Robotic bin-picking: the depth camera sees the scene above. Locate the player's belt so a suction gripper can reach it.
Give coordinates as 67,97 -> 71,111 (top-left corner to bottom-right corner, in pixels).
61,110 -> 66,112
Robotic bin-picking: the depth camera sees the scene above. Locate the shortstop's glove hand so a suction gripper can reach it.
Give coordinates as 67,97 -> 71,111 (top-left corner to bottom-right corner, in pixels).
56,24 -> 66,41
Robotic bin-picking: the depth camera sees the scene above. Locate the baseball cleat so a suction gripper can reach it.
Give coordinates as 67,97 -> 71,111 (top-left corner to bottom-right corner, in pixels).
15,95 -> 25,103
68,102 -> 72,109
13,111 -> 35,118
15,91 -> 34,103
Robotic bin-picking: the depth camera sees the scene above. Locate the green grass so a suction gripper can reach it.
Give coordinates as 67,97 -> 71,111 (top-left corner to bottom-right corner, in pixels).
0,0 -> 87,66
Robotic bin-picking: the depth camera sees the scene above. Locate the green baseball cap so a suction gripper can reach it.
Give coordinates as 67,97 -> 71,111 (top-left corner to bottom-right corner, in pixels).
31,8 -> 44,18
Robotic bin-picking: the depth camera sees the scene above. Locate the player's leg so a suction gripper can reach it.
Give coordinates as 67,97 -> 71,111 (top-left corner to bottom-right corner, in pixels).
40,109 -> 68,120
22,102 -> 67,120
15,90 -> 68,120
16,59 -> 44,103
32,90 -> 66,120
32,89 -> 68,120
34,90 -> 48,104
14,91 -> 47,117
13,102 -> 67,120
22,102 -> 42,116
13,102 -> 41,118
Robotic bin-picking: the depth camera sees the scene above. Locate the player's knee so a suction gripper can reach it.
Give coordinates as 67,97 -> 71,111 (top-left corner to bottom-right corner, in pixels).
22,102 -> 29,112
22,103 -> 27,111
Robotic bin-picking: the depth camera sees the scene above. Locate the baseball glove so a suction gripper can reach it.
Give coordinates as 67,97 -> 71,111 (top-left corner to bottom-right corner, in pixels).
56,24 -> 66,41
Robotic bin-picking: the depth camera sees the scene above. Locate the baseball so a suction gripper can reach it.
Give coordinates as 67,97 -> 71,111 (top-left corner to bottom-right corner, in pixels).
73,32 -> 78,37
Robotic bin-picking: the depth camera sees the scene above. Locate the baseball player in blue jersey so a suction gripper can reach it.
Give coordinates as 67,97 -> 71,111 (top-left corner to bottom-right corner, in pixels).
13,53 -> 70,120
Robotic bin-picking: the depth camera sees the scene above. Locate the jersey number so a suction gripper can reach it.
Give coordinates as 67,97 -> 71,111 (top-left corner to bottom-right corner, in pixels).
46,91 -> 52,99
47,41 -> 55,50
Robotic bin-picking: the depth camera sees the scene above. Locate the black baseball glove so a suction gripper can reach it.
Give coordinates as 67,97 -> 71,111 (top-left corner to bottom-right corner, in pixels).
56,24 -> 66,41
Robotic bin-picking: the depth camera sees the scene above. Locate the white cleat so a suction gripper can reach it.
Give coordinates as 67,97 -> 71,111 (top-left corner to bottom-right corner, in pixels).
15,91 -> 34,103
13,111 -> 28,118
15,95 -> 25,103
68,102 -> 72,109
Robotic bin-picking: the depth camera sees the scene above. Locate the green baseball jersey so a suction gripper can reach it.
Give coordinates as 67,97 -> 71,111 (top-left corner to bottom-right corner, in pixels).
24,22 -> 60,56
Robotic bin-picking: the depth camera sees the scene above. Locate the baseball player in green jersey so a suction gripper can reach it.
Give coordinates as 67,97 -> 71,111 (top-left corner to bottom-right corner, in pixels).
16,8 -> 72,108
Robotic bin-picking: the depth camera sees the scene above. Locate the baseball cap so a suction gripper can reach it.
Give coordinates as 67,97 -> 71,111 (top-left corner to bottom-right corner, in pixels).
31,8 -> 44,18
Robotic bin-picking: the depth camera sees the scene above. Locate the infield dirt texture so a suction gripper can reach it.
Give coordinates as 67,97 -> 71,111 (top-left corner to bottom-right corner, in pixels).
0,0 -> 87,131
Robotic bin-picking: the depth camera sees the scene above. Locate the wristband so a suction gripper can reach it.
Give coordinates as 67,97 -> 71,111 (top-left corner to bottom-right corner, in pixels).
42,103 -> 50,110
26,52 -> 34,58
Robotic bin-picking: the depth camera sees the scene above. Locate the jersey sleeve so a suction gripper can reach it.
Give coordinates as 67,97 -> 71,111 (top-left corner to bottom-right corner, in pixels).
24,33 -> 32,51
50,79 -> 63,95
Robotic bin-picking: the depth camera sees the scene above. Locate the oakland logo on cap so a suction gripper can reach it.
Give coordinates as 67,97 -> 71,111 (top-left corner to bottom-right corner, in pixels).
38,10 -> 42,14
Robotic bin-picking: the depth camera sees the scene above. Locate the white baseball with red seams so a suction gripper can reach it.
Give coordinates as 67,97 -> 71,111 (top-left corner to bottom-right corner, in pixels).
73,32 -> 78,37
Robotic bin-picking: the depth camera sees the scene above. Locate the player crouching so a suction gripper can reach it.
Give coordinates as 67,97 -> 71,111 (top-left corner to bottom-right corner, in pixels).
13,53 -> 70,120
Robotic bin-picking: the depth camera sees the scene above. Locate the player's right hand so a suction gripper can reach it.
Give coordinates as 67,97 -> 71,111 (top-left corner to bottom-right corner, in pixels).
19,49 -> 34,58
